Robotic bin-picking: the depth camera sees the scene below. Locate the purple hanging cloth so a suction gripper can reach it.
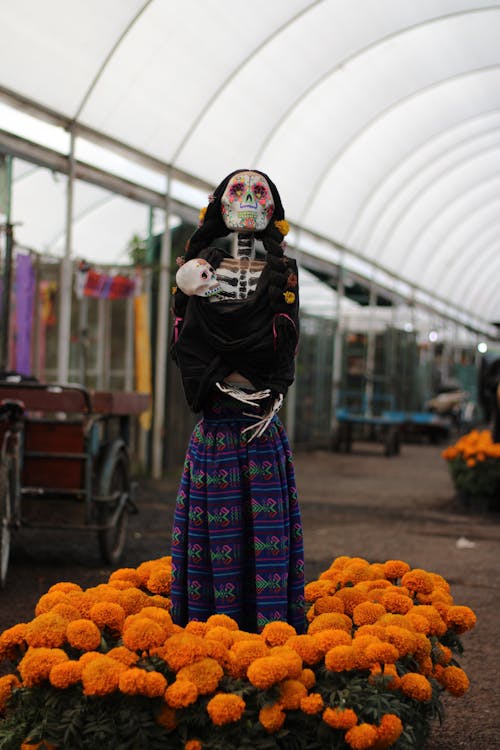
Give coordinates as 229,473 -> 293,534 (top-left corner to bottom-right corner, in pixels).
15,253 -> 36,376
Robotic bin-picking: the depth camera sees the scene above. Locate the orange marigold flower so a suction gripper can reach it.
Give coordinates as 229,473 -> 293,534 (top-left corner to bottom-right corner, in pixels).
413,632 -> 432,661
177,657 -> 223,695
144,671 -> 168,698
324,645 -> 356,672
440,665 -> 470,696
382,560 -> 410,580
0,623 -> 28,659
119,588 -> 149,615
185,741 -> 202,750
429,572 -> 451,594
48,581 -> 83,595
322,707 -> 358,730
156,704 -> 177,731
204,638 -> 230,669
286,634 -> 322,665
401,569 -> 433,595
139,606 -> 175,633
381,591 -> 413,615
334,588 -> 367,616
313,595 -> 345,615
383,626 -> 417,657
369,663 -> 400,690
50,603 -> 81,622
109,568 -> 142,588
66,619 -> 101,651
404,612 -> 430,634
279,678 -> 307,709
364,641 -> 399,665
135,559 -> 157,586
122,617 -> 167,651
247,656 -> 289,689
376,713 -> 403,747
341,560 -> 371,585
65,592 -> 95,619
205,613 -> 239,631
49,660 -> 82,689
355,624 -> 386,640
434,644 -> 452,666
300,692 -> 324,715
400,672 -> 433,702
261,621 -> 296,646
106,646 -> 139,667
25,613 -> 67,648
165,679 -> 199,708
229,639 -> 268,677
81,654 -> 126,696
19,647 -> 69,686
207,693 -> 245,726
161,632 -> 207,671
413,605 -> 446,636
89,601 -> 126,632
307,612 -> 352,635
34,590 -> 68,615
118,667 -> 147,694
312,628 -> 351,653
304,580 -> 336,602
185,621 -> 208,636
259,703 -> 286,732
0,674 -> 20,713
299,667 -> 316,689
204,625 -> 235,649
353,601 -> 386,626
345,723 -> 378,749
146,568 -> 172,595
445,605 -> 477,634
269,645 -> 303,678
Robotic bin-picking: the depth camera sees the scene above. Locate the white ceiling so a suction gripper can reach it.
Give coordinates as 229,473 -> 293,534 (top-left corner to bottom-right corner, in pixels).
0,0 -> 499,327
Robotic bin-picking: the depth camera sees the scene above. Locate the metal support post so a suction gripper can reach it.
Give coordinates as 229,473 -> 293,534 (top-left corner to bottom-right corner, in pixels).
57,131 -> 75,383
152,174 -> 172,479
0,155 -> 13,373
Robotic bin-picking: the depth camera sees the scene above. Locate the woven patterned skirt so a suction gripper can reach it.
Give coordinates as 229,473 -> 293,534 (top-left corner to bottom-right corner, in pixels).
170,393 -> 305,633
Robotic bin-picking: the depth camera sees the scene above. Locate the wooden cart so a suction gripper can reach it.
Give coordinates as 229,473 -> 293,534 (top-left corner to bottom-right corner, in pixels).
0,379 -> 150,587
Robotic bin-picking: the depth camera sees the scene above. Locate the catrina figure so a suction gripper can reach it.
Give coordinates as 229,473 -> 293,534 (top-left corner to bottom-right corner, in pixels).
170,169 -> 305,633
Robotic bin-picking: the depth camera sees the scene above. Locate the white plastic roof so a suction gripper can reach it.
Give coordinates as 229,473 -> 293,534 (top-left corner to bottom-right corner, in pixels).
1,0 -> 500,328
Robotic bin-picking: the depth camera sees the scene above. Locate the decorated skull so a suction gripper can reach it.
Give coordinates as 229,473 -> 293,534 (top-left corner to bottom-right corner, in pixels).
221,170 -> 275,232
175,258 -> 221,297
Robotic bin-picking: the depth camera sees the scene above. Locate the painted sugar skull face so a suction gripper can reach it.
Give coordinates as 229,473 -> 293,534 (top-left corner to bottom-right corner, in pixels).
221,171 -> 274,232
175,258 -> 221,297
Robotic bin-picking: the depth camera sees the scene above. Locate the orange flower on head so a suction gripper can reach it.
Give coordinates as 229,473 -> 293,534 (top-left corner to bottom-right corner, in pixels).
206,693 -> 245,726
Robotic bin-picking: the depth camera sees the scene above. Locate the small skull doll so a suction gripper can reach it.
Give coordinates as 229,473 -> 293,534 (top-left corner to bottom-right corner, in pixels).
170,169 -> 305,635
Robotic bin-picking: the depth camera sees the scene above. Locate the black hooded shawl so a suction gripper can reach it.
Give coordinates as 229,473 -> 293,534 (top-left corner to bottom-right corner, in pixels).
171,253 -> 299,413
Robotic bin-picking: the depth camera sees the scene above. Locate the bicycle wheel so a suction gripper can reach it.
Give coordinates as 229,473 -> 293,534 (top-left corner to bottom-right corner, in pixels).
96,443 -> 130,565
0,455 -> 12,588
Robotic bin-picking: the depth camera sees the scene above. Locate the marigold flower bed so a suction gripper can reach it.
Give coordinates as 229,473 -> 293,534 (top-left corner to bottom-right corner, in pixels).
442,429 -> 500,510
0,556 -> 475,750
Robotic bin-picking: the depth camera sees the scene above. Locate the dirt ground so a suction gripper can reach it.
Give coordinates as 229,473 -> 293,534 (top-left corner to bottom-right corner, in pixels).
1,439 -> 499,749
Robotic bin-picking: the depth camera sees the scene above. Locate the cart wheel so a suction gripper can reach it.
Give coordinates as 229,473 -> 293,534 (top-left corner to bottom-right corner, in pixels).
0,457 -> 12,589
97,444 -> 130,566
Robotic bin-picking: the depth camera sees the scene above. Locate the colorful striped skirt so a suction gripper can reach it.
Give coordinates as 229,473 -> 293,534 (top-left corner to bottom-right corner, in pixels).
170,393 -> 306,633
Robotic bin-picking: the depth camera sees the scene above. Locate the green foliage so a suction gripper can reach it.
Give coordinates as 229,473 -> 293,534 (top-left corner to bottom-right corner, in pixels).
127,234 -> 148,267
448,456 -> 500,506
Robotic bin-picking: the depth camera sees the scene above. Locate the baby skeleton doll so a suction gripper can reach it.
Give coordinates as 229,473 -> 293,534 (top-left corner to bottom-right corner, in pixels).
170,169 -> 305,633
